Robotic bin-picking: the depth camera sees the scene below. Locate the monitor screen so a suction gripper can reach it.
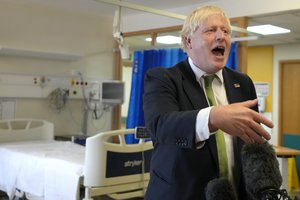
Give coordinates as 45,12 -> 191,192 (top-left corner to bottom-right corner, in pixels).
101,81 -> 124,105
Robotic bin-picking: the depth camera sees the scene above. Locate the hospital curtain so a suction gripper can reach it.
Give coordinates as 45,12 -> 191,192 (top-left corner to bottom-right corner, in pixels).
226,42 -> 239,70
126,48 -> 187,144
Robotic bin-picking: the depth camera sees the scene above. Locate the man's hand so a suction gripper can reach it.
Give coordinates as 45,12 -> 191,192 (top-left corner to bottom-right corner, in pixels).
208,99 -> 273,144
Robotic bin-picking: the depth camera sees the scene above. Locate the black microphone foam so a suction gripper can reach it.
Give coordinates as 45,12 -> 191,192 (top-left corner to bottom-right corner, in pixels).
241,142 -> 282,199
205,177 -> 237,200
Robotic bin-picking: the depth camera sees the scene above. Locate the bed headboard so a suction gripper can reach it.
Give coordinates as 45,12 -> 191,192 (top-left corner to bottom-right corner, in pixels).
84,129 -> 153,188
0,118 -> 54,143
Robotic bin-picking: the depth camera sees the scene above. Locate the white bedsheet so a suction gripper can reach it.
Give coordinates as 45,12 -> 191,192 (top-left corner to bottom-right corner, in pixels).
0,140 -> 85,200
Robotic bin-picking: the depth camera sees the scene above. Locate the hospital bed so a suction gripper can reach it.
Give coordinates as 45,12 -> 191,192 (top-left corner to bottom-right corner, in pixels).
0,118 -> 152,200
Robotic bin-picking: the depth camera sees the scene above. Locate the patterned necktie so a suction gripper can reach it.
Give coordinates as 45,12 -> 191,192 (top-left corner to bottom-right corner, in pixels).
203,75 -> 229,178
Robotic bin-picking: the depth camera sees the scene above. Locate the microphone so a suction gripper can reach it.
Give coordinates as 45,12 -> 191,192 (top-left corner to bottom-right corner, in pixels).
205,177 -> 237,200
241,142 -> 293,200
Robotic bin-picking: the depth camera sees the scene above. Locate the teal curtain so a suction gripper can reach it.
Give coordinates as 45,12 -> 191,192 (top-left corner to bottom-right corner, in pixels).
283,133 -> 300,180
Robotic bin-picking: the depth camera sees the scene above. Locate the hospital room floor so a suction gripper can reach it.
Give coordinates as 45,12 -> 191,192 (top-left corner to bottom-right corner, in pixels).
0,192 -> 144,200
1,188 -> 144,200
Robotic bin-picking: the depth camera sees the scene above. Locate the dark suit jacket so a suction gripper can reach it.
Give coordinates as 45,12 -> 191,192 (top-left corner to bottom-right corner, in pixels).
143,59 -> 258,200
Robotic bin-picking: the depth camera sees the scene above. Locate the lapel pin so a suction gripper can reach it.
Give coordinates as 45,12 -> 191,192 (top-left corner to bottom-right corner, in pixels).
234,83 -> 240,88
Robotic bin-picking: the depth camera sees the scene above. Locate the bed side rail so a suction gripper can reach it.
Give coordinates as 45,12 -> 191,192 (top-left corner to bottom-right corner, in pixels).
0,118 -> 54,143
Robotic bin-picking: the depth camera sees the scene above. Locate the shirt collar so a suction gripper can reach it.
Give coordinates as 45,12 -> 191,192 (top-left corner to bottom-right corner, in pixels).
188,57 -> 224,84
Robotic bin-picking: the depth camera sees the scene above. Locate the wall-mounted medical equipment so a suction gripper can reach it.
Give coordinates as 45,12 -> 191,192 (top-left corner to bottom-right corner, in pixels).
0,73 -> 124,106
100,80 -> 125,106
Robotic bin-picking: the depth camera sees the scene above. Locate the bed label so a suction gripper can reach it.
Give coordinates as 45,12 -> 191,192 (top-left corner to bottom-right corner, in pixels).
106,149 -> 152,178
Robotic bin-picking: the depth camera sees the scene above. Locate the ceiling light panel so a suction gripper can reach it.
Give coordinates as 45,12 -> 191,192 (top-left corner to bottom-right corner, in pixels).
146,35 -> 181,44
247,24 -> 290,35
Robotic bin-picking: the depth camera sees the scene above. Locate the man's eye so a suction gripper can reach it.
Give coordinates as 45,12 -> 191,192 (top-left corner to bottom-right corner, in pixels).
223,29 -> 229,34
205,29 -> 215,33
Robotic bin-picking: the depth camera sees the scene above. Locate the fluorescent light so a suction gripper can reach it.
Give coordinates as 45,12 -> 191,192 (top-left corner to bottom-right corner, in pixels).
247,24 -> 290,35
146,35 -> 181,44
231,35 -> 261,42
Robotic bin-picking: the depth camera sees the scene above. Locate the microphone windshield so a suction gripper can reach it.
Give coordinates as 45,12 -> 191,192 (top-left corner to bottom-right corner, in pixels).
205,177 -> 237,200
241,142 -> 282,199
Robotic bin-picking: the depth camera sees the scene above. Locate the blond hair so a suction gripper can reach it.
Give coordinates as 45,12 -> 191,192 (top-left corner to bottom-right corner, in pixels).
180,5 -> 231,51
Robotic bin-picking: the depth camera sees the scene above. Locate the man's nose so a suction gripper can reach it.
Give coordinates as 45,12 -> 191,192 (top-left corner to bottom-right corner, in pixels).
215,29 -> 225,40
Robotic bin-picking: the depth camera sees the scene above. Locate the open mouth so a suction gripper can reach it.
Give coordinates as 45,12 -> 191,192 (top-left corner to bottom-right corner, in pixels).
212,46 -> 225,56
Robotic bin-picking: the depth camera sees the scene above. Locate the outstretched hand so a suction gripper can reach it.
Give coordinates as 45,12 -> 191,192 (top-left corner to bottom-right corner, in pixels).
208,99 -> 273,144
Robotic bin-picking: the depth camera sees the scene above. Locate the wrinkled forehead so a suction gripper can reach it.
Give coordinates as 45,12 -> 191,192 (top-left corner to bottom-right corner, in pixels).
199,14 -> 231,30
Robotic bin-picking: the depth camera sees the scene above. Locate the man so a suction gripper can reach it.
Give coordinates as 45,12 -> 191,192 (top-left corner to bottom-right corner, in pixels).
143,5 -> 274,200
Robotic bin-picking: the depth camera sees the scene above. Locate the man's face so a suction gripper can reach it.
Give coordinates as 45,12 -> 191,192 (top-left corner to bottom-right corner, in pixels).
185,14 -> 231,73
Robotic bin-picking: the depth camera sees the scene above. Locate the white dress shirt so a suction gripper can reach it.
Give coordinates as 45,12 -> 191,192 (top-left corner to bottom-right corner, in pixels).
188,57 -> 235,182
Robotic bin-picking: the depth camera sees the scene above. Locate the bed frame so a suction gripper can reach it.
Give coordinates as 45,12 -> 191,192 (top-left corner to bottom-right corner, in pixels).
83,128 -> 152,200
0,119 -> 153,200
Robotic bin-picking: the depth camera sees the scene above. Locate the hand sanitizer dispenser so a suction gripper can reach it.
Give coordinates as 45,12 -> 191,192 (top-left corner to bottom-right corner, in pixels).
258,96 -> 266,113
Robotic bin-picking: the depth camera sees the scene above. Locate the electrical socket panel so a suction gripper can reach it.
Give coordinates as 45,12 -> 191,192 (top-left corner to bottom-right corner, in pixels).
0,73 -> 102,99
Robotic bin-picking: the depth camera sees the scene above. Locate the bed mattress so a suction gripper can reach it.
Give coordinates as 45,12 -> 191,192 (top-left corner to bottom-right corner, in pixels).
0,140 -> 85,200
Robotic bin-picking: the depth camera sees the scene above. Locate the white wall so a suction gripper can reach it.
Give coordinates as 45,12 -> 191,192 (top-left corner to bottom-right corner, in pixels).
122,67 -> 133,119
0,2 -> 116,136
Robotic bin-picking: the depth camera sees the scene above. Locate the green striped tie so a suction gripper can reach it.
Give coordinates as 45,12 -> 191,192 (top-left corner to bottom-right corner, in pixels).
203,75 -> 229,178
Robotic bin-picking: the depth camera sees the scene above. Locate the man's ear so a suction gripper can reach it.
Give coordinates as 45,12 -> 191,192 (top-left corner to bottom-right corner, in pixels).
185,36 -> 192,49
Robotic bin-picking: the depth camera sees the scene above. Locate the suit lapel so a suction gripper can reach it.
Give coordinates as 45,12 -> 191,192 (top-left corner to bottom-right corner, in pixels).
223,68 -> 247,186
223,69 -> 243,104
179,60 -> 209,110
178,61 -> 218,166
